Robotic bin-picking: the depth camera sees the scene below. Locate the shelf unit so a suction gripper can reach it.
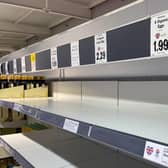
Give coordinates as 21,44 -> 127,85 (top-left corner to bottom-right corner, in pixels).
0,97 -> 167,167
0,1 -> 168,168
0,128 -> 131,168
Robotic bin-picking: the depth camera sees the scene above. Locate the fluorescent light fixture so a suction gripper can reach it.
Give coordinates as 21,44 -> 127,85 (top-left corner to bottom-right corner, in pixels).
104,0 -> 144,16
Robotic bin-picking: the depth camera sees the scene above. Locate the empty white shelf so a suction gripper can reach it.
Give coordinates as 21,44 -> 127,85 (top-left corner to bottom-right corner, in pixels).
4,97 -> 168,144
1,97 -> 168,168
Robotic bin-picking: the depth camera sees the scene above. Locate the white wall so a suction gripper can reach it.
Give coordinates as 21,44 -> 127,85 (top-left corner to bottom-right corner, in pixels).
51,80 -> 168,106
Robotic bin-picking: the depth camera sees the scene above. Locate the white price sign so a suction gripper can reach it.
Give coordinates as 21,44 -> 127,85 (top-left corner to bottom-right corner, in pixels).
151,11 -> 168,57
144,141 -> 168,167
51,47 -> 58,69
71,41 -> 80,67
13,59 -> 17,74
21,57 -> 26,73
95,32 -> 107,64
63,119 -> 79,133
5,62 -> 8,74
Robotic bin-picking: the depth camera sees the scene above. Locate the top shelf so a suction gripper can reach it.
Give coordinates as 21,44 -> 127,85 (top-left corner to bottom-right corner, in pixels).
0,97 -> 168,167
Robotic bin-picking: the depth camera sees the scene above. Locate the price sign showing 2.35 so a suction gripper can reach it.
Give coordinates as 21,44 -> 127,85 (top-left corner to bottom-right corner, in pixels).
151,11 -> 168,57
95,32 -> 107,64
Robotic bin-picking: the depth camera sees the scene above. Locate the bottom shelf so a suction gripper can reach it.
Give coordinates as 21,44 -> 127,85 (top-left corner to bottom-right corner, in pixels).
0,128 -> 157,168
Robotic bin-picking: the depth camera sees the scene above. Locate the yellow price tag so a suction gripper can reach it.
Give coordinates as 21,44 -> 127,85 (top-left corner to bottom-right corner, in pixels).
30,53 -> 36,63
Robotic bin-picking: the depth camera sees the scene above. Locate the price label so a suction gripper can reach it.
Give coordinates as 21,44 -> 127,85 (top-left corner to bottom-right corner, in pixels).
31,53 -> 36,63
50,47 -> 58,69
13,103 -> 22,112
30,53 -> 36,72
63,119 -> 79,133
95,32 -> 107,64
13,59 -> 17,74
144,141 -> 168,167
151,11 -> 168,57
71,41 -> 80,67
21,57 -> 26,73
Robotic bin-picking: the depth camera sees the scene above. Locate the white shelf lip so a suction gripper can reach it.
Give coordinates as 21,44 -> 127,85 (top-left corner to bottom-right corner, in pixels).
0,98 -> 168,168
0,130 -> 74,168
0,138 -> 34,168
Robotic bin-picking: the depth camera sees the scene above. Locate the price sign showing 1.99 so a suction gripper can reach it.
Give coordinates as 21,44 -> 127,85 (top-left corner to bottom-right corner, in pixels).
151,11 -> 168,57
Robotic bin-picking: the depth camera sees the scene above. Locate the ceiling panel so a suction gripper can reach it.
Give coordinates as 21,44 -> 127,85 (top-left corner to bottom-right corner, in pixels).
0,3 -> 29,23
0,1 -> 91,55
0,32 -> 29,40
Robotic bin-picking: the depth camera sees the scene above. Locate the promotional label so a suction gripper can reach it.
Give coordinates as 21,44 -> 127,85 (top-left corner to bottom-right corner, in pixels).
95,32 -> 107,64
30,53 -> 36,72
71,41 -> 80,66
144,141 -> 168,167
21,57 -> 26,73
151,11 -> 168,57
63,119 -> 79,133
50,47 -> 58,69
13,59 -> 17,74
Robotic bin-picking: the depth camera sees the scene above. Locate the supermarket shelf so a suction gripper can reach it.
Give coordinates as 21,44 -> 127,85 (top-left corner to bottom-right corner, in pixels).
0,98 -> 168,167
0,128 -> 123,168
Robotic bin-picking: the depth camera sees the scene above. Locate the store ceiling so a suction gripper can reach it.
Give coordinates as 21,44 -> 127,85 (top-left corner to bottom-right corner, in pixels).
0,0 -> 138,57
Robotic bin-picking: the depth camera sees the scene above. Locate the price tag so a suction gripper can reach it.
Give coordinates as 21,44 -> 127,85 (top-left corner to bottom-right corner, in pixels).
144,141 -> 168,167
63,119 -> 79,133
151,11 -> 168,57
30,53 -> 36,72
71,41 -> 80,66
21,57 -> 26,73
95,32 -> 107,64
50,47 -> 58,69
13,103 -> 22,112
13,59 -> 17,74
